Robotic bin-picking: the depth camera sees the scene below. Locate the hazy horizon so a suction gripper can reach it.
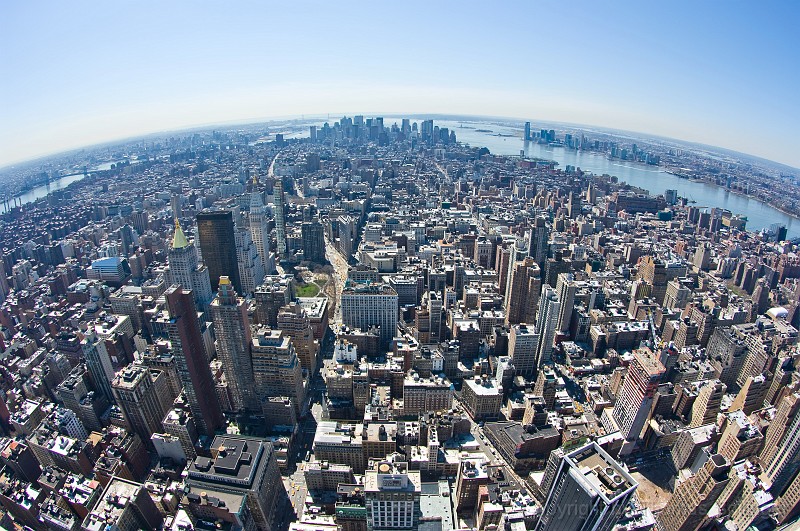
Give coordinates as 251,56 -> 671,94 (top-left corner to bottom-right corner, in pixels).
2,1 -> 799,169
2,112 -> 798,175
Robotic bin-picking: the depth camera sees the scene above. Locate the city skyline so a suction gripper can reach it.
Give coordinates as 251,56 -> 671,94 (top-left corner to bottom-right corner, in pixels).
2,1 -> 800,528
0,114 -> 799,530
2,1 -> 799,169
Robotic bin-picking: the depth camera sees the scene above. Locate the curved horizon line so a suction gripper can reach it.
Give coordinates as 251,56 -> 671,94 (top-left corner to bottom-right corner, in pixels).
1,112 -> 798,174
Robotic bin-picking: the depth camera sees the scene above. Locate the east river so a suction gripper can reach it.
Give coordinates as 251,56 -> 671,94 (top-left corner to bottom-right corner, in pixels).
1,160 -> 131,215
439,120 -> 799,239
1,173 -> 86,215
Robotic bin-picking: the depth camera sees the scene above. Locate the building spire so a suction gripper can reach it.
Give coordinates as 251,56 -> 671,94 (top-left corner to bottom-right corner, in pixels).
172,218 -> 190,249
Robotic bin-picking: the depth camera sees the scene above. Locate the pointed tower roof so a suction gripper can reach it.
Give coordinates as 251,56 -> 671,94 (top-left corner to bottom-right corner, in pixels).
172,218 -> 190,249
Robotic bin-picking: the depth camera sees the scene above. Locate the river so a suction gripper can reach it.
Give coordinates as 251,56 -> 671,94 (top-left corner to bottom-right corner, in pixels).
1,172 -> 86,215
438,120 -> 799,239
8,120 -> 797,238
1,159 -> 139,215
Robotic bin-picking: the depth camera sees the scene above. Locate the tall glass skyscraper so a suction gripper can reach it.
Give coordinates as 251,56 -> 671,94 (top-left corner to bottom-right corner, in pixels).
197,210 -> 241,293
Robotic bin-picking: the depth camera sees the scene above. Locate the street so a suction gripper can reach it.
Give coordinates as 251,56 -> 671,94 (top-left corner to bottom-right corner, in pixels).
277,355 -> 331,529
283,461 -> 309,523
324,236 -> 349,325
452,391 -> 529,495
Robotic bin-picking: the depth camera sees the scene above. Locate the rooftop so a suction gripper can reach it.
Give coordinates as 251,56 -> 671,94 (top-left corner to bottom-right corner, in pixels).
419,481 -> 455,531
298,296 -> 328,318
187,435 -> 268,487
82,477 -> 144,531
364,462 -> 421,493
633,347 -> 667,376
566,442 -> 637,501
112,364 -> 148,390
464,375 -> 502,395
314,421 -> 363,447
342,282 -> 397,296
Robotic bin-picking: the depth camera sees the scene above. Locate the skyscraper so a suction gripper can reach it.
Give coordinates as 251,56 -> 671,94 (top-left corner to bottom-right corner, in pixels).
171,194 -> 182,219
555,272 -> 577,334
277,302 -> 320,376
760,392 -> 800,496
254,274 -> 295,327
420,119 -> 434,143
250,326 -> 306,417
688,379 -> 726,428
274,180 -> 287,260
167,219 -> 213,313
210,276 -> 258,413
196,210 -> 241,292
249,185 -> 272,272
775,468 -> 800,525
611,347 -> 665,449
717,410 -> 763,463
766,355 -> 795,406
164,285 -> 224,435
112,365 -> 170,444
637,256 -> 686,306
534,367 -> 561,410
527,216 -> 549,266
162,397 -> 199,459
535,442 -> 637,531
534,287 -> 560,371
81,331 -> 115,403
234,227 -> 265,295
656,454 -> 731,531
504,239 -> 525,300
705,326 -> 747,390
56,364 -> 108,433
524,121 -> 531,141
301,220 -> 326,264
337,214 -> 356,259
728,374 -> 769,415
509,323 -> 539,378
119,223 -> 134,256
83,477 -> 164,530
504,256 -> 542,325
185,435 -> 284,531
0,264 -> 9,303
427,291 -> 443,344
567,191 -> 581,219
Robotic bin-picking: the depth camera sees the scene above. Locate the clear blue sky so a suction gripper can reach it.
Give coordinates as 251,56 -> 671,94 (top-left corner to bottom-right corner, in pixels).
1,1 -> 798,168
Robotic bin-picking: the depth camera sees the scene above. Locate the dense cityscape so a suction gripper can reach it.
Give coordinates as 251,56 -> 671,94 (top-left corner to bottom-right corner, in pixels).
0,114 -> 796,531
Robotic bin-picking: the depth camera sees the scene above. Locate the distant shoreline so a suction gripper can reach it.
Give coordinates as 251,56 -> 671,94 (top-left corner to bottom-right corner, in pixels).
489,125 -> 800,226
